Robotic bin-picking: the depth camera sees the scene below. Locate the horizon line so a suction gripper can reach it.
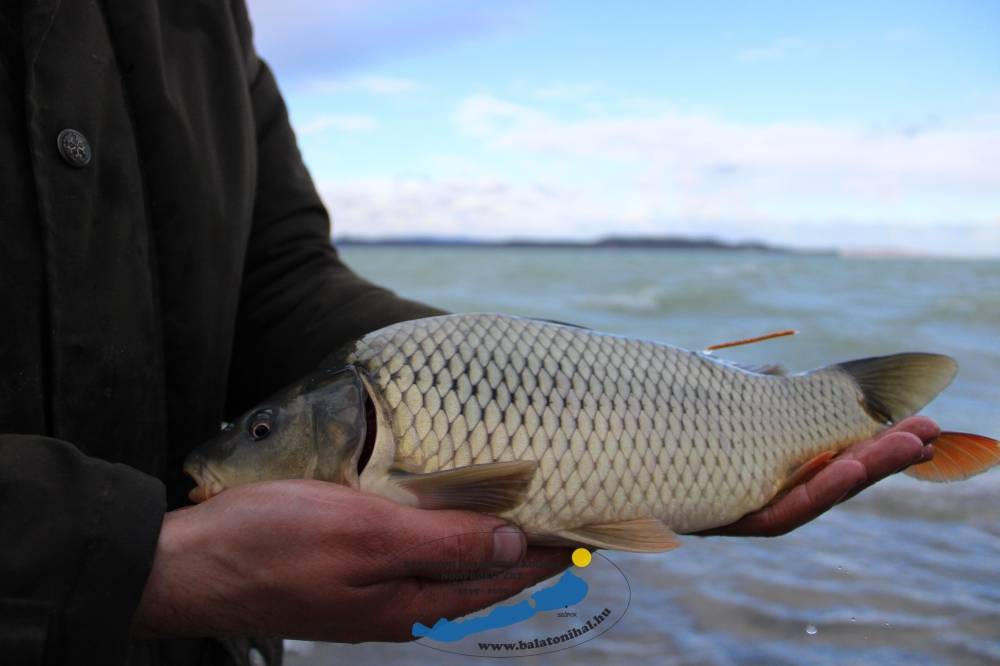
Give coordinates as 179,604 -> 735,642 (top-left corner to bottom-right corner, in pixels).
331,233 -> 999,260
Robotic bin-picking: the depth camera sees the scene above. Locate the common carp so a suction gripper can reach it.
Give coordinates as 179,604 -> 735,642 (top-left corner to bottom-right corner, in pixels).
184,314 -> 1000,552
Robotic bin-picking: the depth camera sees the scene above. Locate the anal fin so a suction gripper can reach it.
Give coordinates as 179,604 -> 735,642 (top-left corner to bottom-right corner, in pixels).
555,517 -> 680,553
390,460 -> 537,513
905,432 -> 1000,482
769,450 -> 837,503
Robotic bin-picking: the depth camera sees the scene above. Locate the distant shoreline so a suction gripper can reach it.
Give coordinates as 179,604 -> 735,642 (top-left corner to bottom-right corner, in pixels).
335,235 -> 833,255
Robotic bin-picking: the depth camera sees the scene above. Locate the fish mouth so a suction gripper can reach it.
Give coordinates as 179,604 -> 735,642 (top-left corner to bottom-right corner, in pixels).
184,457 -> 226,503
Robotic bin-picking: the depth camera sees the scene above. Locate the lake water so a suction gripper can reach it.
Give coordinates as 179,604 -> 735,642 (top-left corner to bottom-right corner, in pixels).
286,247 -> 1000,665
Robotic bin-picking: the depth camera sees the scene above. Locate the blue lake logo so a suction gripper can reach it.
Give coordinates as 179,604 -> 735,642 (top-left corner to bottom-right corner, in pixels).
412,568 -> 591,642
397,536 -> 631,657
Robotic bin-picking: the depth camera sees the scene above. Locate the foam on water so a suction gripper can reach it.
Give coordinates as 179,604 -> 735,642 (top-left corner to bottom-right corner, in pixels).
286,247 -> 1000,665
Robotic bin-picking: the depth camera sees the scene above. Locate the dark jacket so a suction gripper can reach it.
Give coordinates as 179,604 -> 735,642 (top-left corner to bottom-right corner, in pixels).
0,1 -> 441,664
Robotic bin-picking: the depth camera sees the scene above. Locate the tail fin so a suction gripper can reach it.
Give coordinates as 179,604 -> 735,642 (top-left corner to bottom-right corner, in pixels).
835,353 -> 958,424
905,432 -> 1000,482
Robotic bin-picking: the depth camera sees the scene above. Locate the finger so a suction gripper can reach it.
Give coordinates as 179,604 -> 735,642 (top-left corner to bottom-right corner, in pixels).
890,416 -> 938,464
837,430 -> 925,501
357,502 -> 529,583
839,416 -> 940,461
700,456 -> 868,537
697,418 -> 942,538
734,432 -> 925,535
889,416 -> 940,444
369,546 -> 573,642
710,431 -> 928,536
844,430 -> 925,474
918,443 -> 935,463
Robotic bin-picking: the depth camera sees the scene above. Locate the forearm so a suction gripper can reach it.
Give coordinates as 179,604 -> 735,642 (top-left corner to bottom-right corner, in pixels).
133,509 -> 231,640
130,480 -> 564,644
0,435 -> 165,664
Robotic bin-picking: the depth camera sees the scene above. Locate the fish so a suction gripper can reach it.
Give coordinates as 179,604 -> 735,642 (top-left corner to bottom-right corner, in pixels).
184,313 -> 1000,552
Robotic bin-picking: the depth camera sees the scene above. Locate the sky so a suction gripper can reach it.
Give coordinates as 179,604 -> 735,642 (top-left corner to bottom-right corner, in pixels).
245,0 -> 1000,256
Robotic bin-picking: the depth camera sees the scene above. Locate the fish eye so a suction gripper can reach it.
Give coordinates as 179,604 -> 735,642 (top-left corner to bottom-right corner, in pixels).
249,409 -> 275,440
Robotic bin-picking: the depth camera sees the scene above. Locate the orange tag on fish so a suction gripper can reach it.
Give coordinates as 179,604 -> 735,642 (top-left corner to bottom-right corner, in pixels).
705,329 -> 798,351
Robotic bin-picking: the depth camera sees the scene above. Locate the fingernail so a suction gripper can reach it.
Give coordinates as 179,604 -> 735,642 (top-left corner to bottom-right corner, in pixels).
492,525 -> 525,565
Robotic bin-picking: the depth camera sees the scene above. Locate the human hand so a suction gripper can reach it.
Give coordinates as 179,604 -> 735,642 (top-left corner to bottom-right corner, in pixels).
696,416 -> 940,537
134,480 -> 570,642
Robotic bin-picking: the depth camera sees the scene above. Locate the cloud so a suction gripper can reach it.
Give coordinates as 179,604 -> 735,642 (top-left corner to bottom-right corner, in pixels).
319,176 -> 1000,257
453,94 -> 1000,199
738,37 -> 805,62
295,114 -> 376,135
316,94 -> 1000,256
245,0 -> 533,82
322,177 -> 604,240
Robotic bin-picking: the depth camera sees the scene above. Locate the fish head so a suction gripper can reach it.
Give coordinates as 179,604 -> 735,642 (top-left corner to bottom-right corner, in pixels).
184,365 -> 369,503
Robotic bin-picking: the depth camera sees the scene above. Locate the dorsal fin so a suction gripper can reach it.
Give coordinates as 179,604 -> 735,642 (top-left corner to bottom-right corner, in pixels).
705,329 -> 797,352
729,361 -> 787,376
529,317 -> 589,330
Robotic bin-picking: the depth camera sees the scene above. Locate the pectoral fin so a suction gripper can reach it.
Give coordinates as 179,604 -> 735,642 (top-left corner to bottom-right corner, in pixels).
390,460 -> 538,513
556,517 -> 680,553
904,432 -> 1000,482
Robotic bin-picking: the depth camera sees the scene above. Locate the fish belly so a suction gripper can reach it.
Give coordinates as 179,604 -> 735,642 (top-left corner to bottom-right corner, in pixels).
347,314 -> 876,535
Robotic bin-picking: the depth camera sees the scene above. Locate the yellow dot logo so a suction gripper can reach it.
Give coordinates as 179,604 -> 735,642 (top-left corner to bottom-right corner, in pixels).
571,547 -> 592,568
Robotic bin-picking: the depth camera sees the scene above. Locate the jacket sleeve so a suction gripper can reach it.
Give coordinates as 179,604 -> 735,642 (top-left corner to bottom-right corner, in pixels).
225,6 -> 445,413
0,435 -> 165,665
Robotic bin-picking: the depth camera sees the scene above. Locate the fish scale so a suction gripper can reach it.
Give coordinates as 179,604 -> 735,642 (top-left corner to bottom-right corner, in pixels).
186,312 -> 998,551
345,313 -> 879,535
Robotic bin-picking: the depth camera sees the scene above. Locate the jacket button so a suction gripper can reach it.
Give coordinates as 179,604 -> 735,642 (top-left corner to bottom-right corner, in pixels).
56,128 -> 92,167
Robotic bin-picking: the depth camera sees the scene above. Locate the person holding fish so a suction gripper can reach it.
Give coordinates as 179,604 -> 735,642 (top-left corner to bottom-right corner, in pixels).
3,2 -> 996,666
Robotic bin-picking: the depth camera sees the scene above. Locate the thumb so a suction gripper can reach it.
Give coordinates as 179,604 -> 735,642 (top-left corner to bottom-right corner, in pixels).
380,507 -> 526,581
